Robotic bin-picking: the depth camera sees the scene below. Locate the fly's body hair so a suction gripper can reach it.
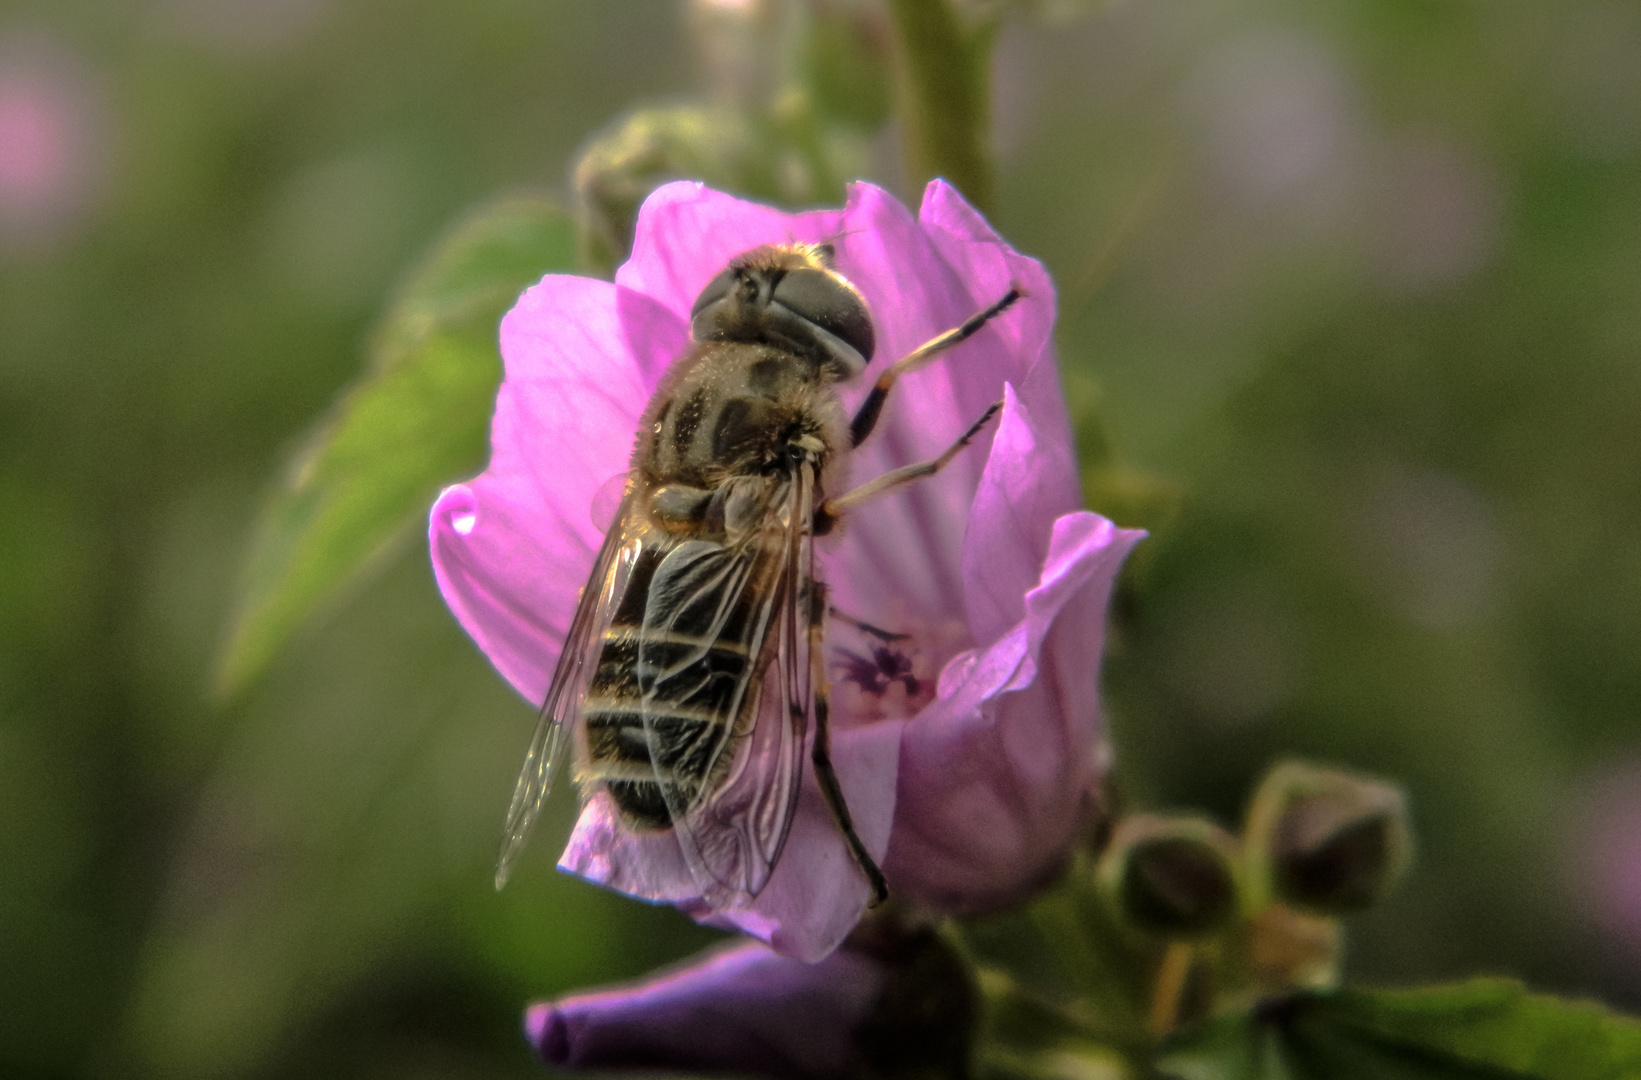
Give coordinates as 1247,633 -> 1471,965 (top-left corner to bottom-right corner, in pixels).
638,341 -> 851,506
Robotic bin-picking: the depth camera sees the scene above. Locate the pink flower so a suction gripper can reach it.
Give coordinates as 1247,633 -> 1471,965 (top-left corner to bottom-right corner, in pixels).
430,180 -> 1143,961
0,33 -> 105,250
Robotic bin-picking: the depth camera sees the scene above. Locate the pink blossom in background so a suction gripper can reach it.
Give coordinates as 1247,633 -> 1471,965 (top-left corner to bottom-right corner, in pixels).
0,31 -> 104,250
1569,761 -> 1641,955
1367,134 -> 1502,295
1184,28 -> 1360,212
0,83 -> 61,196
430,179 -> 1143,961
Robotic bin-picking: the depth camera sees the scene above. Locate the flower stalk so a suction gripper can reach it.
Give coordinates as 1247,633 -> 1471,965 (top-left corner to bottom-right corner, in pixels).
1146,940 -> 1196,1037
884,0 -> 996,214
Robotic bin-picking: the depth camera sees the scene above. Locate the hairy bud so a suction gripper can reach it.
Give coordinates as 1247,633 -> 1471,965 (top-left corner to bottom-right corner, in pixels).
1246,761 -> 1413,914
1098,814 -> 1240,938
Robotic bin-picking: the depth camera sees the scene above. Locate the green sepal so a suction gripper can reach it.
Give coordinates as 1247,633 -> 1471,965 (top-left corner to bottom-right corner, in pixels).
573,104 -> 773,277
962,851 -> 1176,1067
570,100 -> 871,276
215,195 -> 576,697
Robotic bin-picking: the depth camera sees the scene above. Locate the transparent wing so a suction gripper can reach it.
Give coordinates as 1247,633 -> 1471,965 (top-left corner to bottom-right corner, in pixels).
719,462 -> 812,885
636,470 -> 811,901
494,494 -> 640,889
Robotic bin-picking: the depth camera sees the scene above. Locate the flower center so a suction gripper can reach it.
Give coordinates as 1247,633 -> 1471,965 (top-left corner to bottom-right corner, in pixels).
827,616 -> 968,725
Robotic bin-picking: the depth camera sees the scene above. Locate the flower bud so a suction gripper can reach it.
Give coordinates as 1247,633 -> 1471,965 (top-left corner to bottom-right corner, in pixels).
1245,761 -> 1413,914
571,105 -> 762,273
1097,815 -> 1240,938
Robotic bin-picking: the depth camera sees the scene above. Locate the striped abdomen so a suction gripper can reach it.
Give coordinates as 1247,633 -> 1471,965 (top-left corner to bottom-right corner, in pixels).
582,535 -> 782,830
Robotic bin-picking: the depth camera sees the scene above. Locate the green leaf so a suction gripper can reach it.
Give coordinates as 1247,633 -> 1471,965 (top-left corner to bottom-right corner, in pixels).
1156,1011 -> 1287,1080
1327,981 -> 1641,1080
216,195 -> 576,696
1157,981 -> 1641,1080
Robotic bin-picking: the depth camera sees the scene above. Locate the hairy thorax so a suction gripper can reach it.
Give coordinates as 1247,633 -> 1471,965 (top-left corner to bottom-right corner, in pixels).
635,341 -> 849,536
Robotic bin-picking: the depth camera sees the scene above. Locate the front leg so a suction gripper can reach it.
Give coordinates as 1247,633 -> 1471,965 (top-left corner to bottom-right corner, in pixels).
848,286 -> 1023,448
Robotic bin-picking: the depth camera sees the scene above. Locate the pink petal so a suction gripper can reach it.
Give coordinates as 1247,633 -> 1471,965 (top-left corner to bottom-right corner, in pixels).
919,181 -> 1081,629
916,180 -> 1071,490
430,275 -> 675,702
884,512 -> 1145,912
916,179 -> 1061,413
822,183 -> 1064,631
561,718 -> 901,963
526,938 -> 885,1078
962,385 -> 1081,649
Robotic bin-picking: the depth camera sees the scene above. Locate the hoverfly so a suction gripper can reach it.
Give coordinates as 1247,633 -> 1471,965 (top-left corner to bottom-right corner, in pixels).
494,240 -> 1021,905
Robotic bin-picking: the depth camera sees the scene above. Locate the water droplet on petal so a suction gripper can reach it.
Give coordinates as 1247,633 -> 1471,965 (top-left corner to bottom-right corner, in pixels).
452,512 -> 476,536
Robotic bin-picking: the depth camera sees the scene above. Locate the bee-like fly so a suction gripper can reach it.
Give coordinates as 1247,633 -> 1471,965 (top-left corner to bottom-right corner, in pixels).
495,242 -> 1021,904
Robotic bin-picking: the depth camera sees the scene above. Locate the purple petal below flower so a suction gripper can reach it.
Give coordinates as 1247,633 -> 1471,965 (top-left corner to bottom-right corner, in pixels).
525,919 -> 978,1080
526,939 -> 886,1080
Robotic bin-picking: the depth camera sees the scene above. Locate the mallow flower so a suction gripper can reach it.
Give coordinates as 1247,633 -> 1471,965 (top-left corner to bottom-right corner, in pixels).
429,178 -> 1143,962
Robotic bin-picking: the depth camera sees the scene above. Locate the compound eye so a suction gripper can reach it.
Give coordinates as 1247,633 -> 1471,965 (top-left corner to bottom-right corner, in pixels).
690,268 -> 736,319
771,268 -> 875,363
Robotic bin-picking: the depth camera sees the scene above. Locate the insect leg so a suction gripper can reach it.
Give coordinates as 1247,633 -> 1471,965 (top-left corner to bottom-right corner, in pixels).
849,286 -> 1023,447
808,584 -> 890,906
827,606 -> 909,643
817,400 -> 1003,532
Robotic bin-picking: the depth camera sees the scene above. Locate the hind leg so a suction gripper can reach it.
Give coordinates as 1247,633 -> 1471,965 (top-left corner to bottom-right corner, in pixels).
808,584 -> 889,905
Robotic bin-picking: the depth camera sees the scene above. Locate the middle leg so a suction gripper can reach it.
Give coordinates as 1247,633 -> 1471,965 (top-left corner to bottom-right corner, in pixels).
849,286 -> 1023,447
815,400 -> 1003,534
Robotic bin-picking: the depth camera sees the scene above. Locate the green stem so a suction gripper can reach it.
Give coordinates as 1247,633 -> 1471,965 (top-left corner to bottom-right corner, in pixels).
883,0 -> 996,213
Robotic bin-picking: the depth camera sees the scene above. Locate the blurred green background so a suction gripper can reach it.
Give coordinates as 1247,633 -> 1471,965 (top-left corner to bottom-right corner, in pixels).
2,0 -> 1639,1077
